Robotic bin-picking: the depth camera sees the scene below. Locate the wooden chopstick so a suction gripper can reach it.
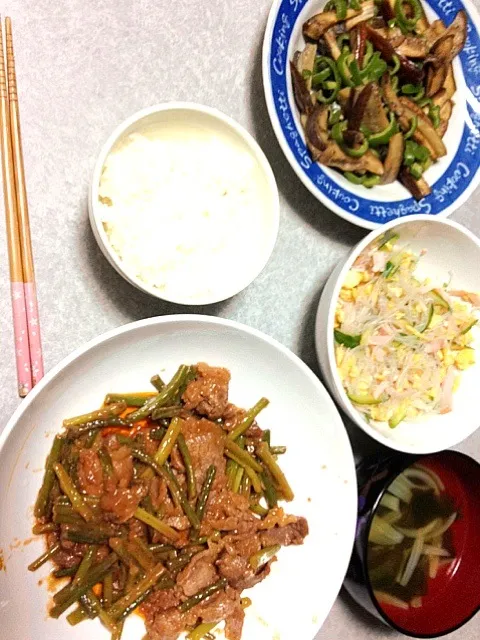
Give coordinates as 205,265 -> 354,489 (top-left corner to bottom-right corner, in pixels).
5,17 -> 44,389
0,17 -> 32,397
0,16 -> 43,396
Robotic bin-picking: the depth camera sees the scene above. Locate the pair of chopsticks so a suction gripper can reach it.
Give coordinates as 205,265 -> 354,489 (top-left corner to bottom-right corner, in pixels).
0,16 -> 43,397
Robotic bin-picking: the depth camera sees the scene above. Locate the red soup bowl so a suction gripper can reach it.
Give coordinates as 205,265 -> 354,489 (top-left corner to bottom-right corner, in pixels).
345,450 -> 480,637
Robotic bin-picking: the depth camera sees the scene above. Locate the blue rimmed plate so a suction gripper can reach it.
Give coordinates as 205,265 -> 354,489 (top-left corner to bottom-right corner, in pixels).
263,0 -> 480,229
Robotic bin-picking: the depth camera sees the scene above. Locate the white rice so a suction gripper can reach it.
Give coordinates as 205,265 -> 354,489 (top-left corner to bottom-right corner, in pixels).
99,129 -> 269,302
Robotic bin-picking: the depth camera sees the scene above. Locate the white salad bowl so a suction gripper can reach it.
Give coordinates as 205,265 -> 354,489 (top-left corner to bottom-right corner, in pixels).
315,215 -> 480,454
0,315 -> 357,640
89,103 -> 279,305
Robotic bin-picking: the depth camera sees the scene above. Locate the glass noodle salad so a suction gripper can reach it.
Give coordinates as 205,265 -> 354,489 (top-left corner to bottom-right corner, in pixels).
335,231 -> 480,427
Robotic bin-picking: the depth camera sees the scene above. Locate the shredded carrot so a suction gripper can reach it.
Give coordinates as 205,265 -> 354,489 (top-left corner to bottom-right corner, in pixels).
101,427 -> 132,438
92,583 -> 103,597
129,422 -> 151,437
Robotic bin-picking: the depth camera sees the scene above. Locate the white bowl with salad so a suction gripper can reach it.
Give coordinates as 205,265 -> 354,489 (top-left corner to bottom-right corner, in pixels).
315,215 -> 480,453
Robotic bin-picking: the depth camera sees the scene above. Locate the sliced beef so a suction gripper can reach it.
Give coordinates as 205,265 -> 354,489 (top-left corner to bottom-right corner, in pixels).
217,552 -> 271,590
128,516 -> 147,542
108,444 -> 134,489
258,506 -> 300,529
259,517 -> 309,547
77,449 -> 103,497
225,602 -> 245,640
204,489 -> 258,535
142,586 -> 182,616
164,515 -> 190,531
177,549 -> 219,596
170,444 -> 185,472
217,533 -> 271,590
50,529 -> 87,569
145,608 -> 189,640
181,417 -> 226,490
100,484 -> 147,524
182,362 -> 230,420
191,585 -> 241,623
222,403 -> 247,432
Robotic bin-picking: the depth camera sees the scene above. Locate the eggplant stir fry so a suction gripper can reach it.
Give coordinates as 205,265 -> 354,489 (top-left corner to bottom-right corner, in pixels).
291,0 -> 467,199
29,363 -> 308,640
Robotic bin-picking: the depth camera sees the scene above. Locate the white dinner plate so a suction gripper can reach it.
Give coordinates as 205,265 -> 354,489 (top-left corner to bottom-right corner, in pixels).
0,315 -> 357,640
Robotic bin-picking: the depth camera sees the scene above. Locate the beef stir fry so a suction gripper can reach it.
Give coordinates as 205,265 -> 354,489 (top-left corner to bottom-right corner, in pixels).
291,0 -> 467,199
29,363 -> 308,640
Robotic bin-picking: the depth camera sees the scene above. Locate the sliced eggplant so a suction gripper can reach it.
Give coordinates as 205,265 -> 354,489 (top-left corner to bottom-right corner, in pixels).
296,43 -> 317,91
415,5 -> 430,34
400,168 -> 431,200
361,84 -> 389,133
324,28 -> 341,60
443,64 -> 456,101
428,11 -> 467,68
290,61 -> 314,116
424,19 -> 446,49
380,0 -> 395,23
303,8 -> 353,40
348,83 -> 375,131
426,64 -> 448,98
319,143 -> 384,175
381,133 -> 405,184
398,97 -> 447,159
437,99 -> 453,138
337,87 -> 353,110
345,1 -> 375,30
396,36 -> 429,59
305,104 -> 329,160
432,88 -> 447,108
366,26 -> 424,84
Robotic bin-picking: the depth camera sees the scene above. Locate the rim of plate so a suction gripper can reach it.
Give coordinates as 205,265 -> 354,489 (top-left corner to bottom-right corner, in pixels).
88,102 -> 280,305
262,0 -> 480,229
0,315 -> 358,633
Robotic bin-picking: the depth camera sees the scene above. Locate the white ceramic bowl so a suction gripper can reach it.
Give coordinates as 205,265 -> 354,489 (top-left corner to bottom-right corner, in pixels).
0,315 -> 357,640
315,215 -> 480,454
89,103 -> 280,305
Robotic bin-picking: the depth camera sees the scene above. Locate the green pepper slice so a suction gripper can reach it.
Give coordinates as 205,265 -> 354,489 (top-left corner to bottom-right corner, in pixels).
395,0 -> 422,32
344,138 -> 369,158
363,174 -> 381,188
409,162 -> 423,179
332,121 -> 347,145
337,48 -> 355,87
404,115 -> 418,140
344,171 -> 364,185
368,113 -> 398,147
429,104 -> 441,128
313,56 -> 340,104
389,54 -> 401,76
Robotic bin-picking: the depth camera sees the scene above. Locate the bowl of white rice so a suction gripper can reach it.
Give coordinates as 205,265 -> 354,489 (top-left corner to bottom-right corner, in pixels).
89,103 -> 279,305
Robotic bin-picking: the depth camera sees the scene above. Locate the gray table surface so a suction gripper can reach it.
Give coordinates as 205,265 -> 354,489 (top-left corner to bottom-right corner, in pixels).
0,0 -> 479,638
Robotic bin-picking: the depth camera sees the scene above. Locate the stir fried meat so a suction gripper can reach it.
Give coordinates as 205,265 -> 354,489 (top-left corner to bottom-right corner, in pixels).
292,0 -> 467,198
31,363 -> 309,640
